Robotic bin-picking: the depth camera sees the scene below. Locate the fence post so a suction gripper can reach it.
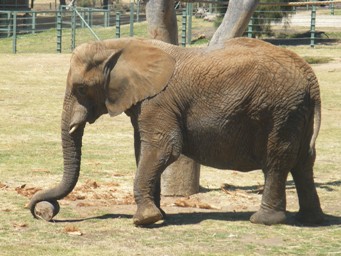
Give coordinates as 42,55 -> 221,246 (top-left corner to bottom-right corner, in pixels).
330,0 -> 334,15
247,15 -> 253,38
31,11 -> 36,34
136,0 -> 140,22
181,8 -> 187,47
130,1 -> 134,37
71,7 -> 76,50
187,3 -> 193,45
310,3 -> 316,48
88,8 -> 92,27
104,9 -> 109,27
12,12 -> 17,54
7,11 -> 11,37
81,10 -> 85,28
115,11 -> 120,38
56,9 -> 62,53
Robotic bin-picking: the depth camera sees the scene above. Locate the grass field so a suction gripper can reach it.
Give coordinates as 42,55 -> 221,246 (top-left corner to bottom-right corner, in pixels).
1,40 -> 341,255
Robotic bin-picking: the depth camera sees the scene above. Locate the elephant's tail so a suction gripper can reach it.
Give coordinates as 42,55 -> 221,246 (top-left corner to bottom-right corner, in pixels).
309,98 -> 321,153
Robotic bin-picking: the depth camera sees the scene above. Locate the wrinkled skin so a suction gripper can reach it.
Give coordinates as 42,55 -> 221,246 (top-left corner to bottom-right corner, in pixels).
29,37 -> 324,226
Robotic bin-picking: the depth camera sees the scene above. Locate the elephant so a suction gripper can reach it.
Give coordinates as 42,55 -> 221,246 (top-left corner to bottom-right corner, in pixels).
29,37 -> 324,226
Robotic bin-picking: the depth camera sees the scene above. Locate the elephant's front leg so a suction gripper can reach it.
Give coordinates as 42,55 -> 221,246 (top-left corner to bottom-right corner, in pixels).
132,144 -> 172,226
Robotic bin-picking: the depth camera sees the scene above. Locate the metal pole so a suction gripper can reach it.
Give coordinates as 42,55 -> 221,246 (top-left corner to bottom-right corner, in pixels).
129,1 -> 134,37
181,8 -> 187,47
56,9 -> 62,53
310,2 -> 316,48
32,11 -> 36,34
71,7 -> 76,50
89,8 -> 93,27
12,12 -> 17,54
247,15 -> 253,38
81,10 -> 85,28
330,0 -> 334,15
7,11 -> 11,37
136,0 -> 140,22
187,3 -> 193,45
115,11 -> 120,38
104,9 -> 109,27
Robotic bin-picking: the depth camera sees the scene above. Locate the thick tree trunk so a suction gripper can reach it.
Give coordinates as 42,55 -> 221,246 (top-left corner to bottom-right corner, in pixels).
161,156 -> 201,196
209,0 -> 259,47
146,0 -> 200,196
145,0 -> 178,45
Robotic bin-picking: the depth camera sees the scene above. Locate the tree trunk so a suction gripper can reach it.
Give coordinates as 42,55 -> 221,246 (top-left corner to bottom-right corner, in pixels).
209,0 -> 259,47
145,0 -> 178,45
146,0 -> 200,196
161,156 -> 201,196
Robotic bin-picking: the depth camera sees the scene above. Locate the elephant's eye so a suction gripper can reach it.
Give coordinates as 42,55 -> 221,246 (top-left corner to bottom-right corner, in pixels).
77,85 -> 87,96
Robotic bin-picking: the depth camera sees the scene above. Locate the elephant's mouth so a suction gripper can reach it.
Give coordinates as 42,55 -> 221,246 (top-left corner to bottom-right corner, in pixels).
87,115 -> 98,124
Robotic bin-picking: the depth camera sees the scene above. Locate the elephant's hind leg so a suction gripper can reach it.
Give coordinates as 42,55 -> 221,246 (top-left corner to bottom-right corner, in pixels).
250,165 -> 289,225
291,148 -> 324,225
250,134 -> 297,225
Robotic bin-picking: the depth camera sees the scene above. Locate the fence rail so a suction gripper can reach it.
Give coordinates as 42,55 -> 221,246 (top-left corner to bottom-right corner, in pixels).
0,2 -> 340,53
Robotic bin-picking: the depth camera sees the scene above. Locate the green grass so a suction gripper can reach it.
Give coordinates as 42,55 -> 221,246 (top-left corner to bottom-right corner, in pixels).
303,56 -> 333,64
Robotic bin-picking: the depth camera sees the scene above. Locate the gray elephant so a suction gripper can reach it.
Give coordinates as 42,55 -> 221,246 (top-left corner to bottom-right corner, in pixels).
29,37 -> 324,226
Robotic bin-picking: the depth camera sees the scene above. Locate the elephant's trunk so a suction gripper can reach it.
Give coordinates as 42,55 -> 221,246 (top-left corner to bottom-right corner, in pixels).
29,93 -> 85,219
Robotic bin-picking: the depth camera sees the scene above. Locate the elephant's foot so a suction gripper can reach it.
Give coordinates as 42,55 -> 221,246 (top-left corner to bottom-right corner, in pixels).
133,201 -> 164,226
250,208 -> 286,225
295,208 -> 324,225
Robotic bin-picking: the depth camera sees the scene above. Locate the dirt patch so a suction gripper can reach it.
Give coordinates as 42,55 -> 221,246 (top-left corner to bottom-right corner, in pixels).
15,184 -> 42,198
0,182 -> 9,189
173,197 -> 219,210
64,180 -> 135,206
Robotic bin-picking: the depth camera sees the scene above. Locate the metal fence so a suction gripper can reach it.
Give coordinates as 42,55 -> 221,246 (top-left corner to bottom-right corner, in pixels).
0,3 -> 147,53
0,2 -> 340,54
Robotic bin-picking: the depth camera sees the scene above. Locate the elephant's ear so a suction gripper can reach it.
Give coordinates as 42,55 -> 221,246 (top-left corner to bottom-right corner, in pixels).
103,40 -> 176,117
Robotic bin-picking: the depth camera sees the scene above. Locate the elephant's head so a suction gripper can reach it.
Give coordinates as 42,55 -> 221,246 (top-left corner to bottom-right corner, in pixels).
28,39 -> 175,220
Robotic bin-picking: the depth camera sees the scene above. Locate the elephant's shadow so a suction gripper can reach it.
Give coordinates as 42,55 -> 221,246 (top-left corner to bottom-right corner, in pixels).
55,210 -> 341,228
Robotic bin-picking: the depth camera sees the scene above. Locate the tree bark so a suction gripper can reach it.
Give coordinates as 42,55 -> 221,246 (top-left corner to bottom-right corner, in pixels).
146,0 -> 200,196
161,156 -> 201,196
209,0 -> 259,47
145,0 -> 178,45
